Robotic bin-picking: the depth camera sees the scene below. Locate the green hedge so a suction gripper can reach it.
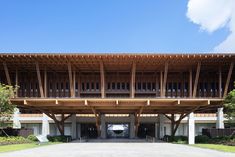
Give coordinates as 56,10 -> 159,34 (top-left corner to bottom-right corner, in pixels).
47,135 -> 72,142
27,135 -> 38,142
195,135 -> 210,143
0,136 -> 31,145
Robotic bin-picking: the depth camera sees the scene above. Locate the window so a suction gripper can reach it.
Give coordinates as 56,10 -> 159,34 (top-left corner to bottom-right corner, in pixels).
91,82 -> 94,90
126,83 -> 130,90
86,82 -> 90,91
147,82 -> 151,91
143,82 -> 146,90
107,82 -> 111,90
66,82 -> 69,90
137,82 -> 141,90
75,82 -> 78,90
61,83 -> 64,90
112,82 -> 115,90
82,83 -> 85,91
96,82 -> 99,90
56,83 -> 59,90
152,83 -> 156,91
122,82 -> 125,90
117,82 -> 120,90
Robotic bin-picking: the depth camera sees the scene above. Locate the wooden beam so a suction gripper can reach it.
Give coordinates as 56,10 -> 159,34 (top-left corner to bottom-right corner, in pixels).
15,69 -> 18,97
135,106 -> 144,136
162,62 -> 168,97
73,71 -> 76,97
189,69 -> 192,97
44,69 -> 47,98
219,67 -> 222,98
3,62 -> 11,85
68,63 -> 74,97
223,62 -> 234,97
36,62 -> 44,98
100,62 -> 105,98
193,62 -> 201,98
130,62 -> 136,98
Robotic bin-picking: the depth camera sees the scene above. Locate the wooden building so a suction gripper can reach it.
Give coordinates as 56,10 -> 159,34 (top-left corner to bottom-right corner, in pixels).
0,53 -> 234,144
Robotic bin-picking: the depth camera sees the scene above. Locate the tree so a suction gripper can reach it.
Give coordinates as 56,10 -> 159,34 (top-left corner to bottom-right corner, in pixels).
224,86 -> 235,125
0,83 -> 16,128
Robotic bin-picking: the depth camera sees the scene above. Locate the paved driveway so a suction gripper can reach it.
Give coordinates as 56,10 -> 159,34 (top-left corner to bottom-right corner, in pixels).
1,143 -> 235,157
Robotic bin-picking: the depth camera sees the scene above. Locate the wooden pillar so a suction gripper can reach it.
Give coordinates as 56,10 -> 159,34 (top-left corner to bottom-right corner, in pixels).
193,62 -> 201,98
3,62 -> 11,85
189,69 -> 192,97
160,71 -> 163,97
68,63 -> 74,97
162,62 -> 168,97
77,72 -> 81,98
223,62 -> 234,98
130,62 -> 136,98
36,62 -> 44,98
44,69 -> 47,98
219,67 -> 222,98
15,69 -> 18,97
100,62 -> 105,98
73,71 -> 76,97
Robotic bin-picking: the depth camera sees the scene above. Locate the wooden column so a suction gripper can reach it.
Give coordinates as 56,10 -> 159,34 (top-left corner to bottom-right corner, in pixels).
193,62 -> 201,98
73,71 -> 76,97
68,63 -> 75,97
223,62 -> 234,98
189,69 -> 192,97
162,62 -> 168,97
44,69 -> 47,98
219,67 -> 222,98
130,62 -> 136,98
77,72 -> 81,97
15,69 -> 18,97
100,62 -> 105,98
160,71 -> 163,97
36,62 -> 44,98
3,62 -> 11,85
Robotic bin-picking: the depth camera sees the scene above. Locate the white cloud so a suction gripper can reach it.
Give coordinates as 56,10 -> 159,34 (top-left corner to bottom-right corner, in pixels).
186,0 -> 235,52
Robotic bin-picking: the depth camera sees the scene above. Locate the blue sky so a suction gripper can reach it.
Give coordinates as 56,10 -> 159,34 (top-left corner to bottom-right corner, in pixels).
0,0 -> 233,53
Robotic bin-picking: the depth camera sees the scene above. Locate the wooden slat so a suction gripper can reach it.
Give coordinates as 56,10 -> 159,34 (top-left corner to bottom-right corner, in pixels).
223,62 -> 234,97
100,62 -> 105,98
130,62 -> 136,98
3,62 -> 11,85
193,62 -> 201,98
36,62 -> 44,97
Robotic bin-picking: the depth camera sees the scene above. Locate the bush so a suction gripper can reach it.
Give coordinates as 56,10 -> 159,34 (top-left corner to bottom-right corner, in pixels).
47,135 -> 72,142
0,136 -> 31,145
195,135 -> 210,143
27,135 -> 38,142
163,135 -> 188,143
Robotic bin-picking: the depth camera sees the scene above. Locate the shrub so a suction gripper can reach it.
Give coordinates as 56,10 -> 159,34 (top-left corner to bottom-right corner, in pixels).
47,135 -> 72,142
27,135 -> 38,142
195,135 -> 210,143
0,136 -> 31,145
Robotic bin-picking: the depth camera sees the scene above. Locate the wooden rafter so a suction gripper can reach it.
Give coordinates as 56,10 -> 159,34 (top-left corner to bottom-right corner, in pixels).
3,62 -> 11,85
130,62 -> 136,98
193,62 -> 201,98
36,62 -> 44,98
100,62 -> 105,98
162,62 -> 168,97
223,62 -> 234,98
15,69 -> 18,97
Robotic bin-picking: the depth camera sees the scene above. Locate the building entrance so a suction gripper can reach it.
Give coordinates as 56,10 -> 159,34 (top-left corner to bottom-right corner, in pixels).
137,123 -> 155,138
106,123 -> 130,138
81,123 -> 98,139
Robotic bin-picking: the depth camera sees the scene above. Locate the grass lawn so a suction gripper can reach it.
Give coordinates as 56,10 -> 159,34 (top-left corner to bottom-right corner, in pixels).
0,142 -> 61,153
193,144 -> 235,153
